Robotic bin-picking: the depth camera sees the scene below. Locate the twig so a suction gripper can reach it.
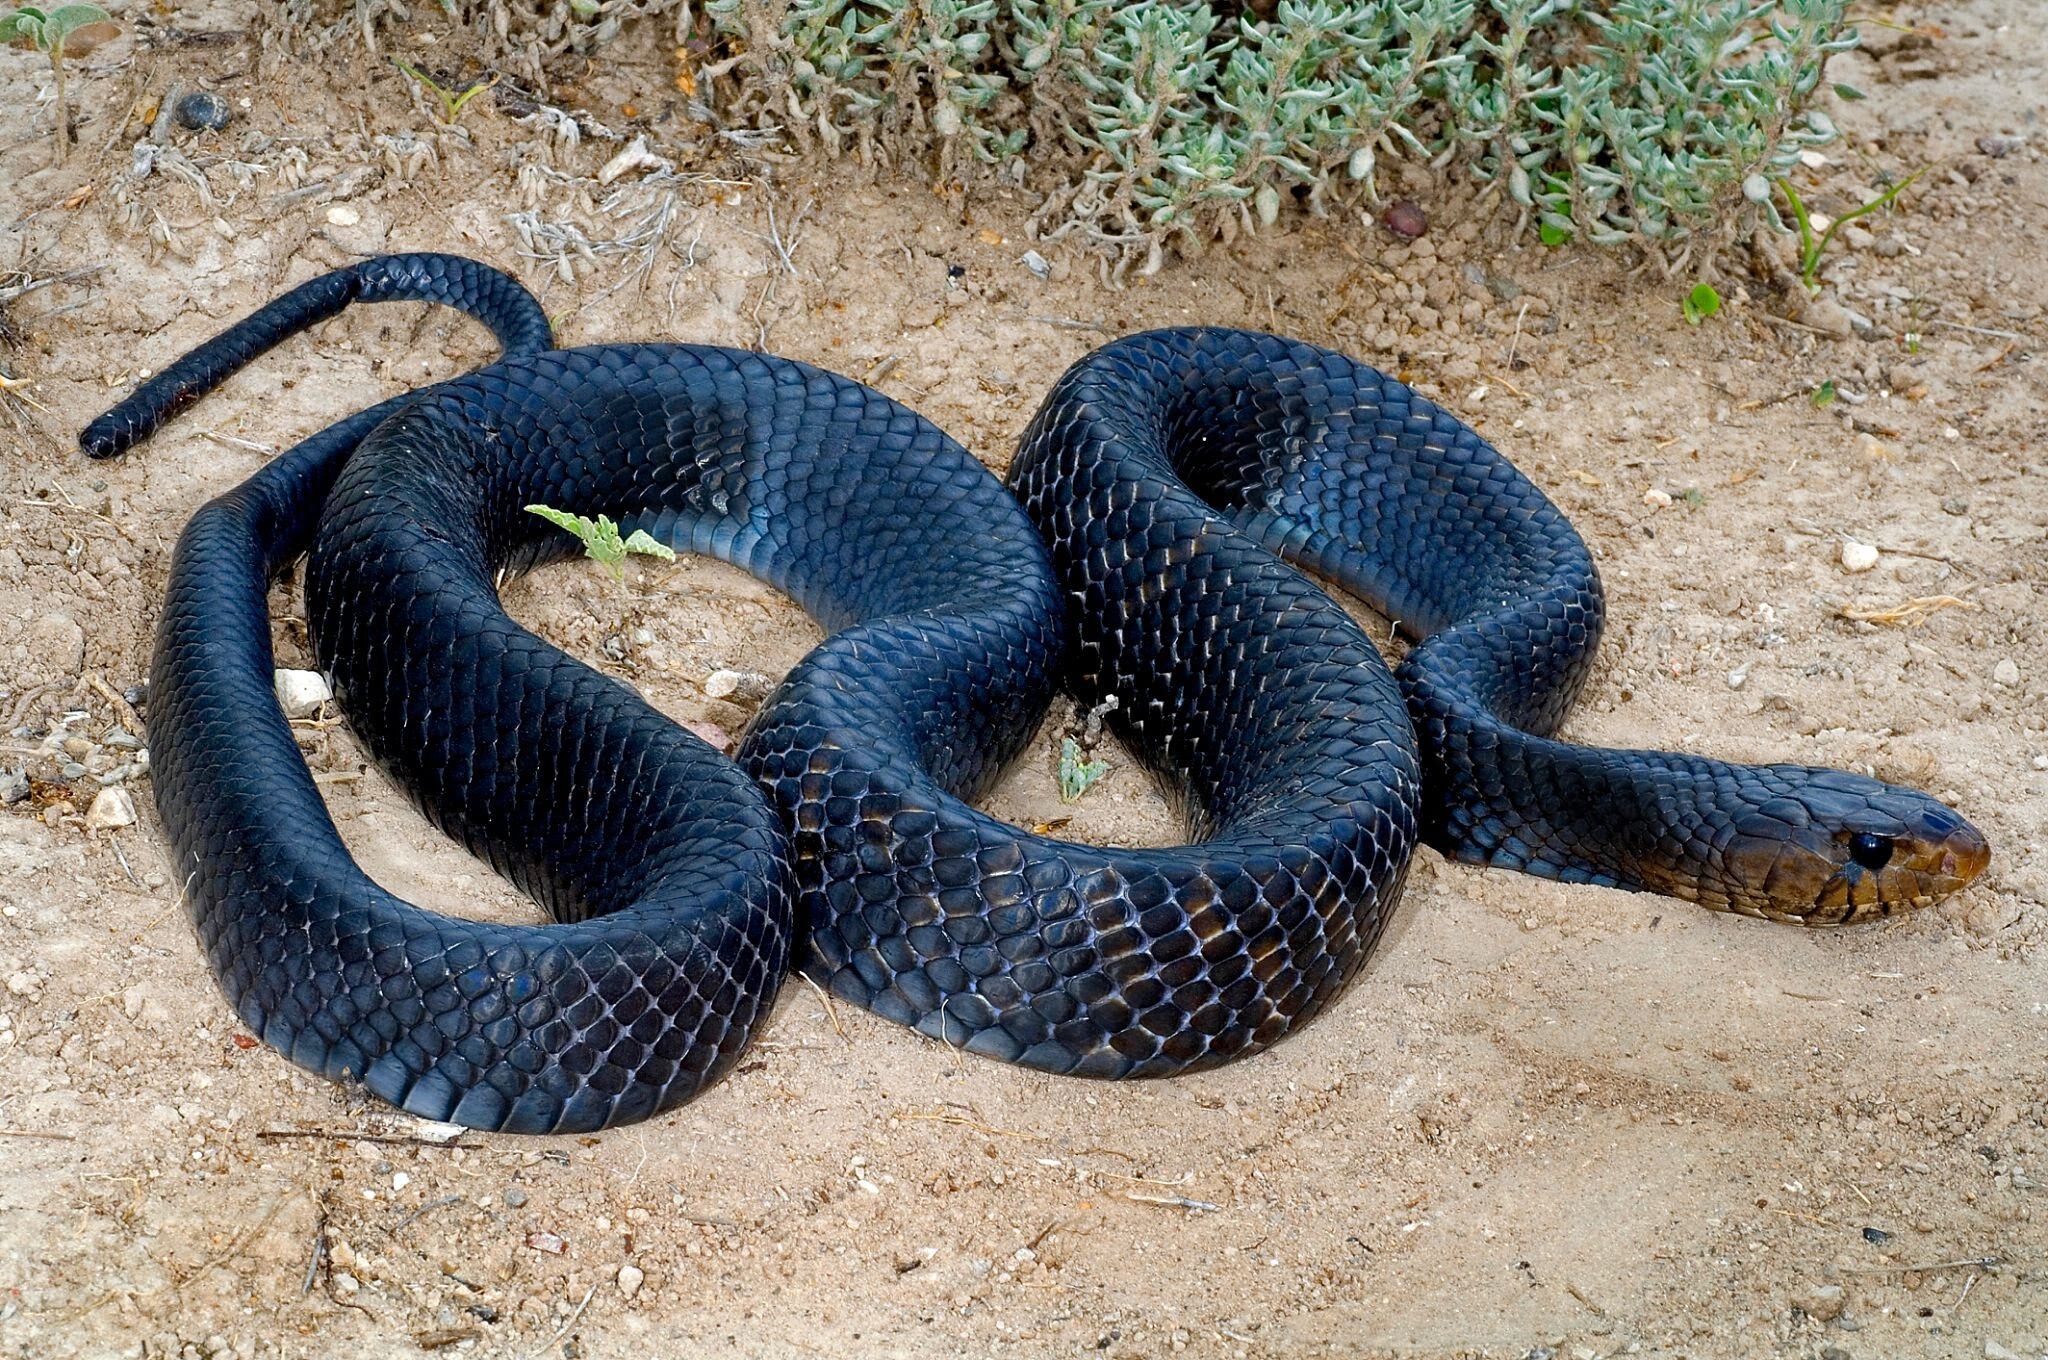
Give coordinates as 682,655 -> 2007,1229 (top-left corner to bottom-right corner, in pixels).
0,266 -> 99,303
0,1128 -> 75,1140
172,1190 -> 306,1293
1832,1254 -> 2001,1275
197,429 -> 279,457
1026,314 -> 1110,333
795,969 -> 846,1043
1923,317 -> 2024,340
257,1127 -> 471,1149
388,1193 -> 467,1236
87,673 -> 142,735
111,836 -> 141,889
1836,595 -> 1976,627
1124,1189 -> 1220,1212
1505,299 -> 1529,369
523,1282 -> 599,1360
1758,312 -> 1840,338
897,1107 -> 1045,1141
300,1196 -> 329,1299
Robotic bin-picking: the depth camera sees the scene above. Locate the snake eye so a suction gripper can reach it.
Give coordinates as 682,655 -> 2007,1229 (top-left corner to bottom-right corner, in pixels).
1849,833 -> 1894,871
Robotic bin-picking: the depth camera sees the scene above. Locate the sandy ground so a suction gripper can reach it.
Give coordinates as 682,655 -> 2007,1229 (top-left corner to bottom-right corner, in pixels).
1,1 -> 2044,1357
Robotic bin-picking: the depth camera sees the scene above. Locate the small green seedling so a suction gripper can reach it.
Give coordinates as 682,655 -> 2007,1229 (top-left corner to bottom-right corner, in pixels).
1,4 -> 119,163
1775,168 -> 1926,293
526,504 -> 675,581
1678,486 -> 1706,509
1681,283 -> 1721,326
392,58 -> 495,126
1810,378 -> 1837,408
1057,737 -> 1108,804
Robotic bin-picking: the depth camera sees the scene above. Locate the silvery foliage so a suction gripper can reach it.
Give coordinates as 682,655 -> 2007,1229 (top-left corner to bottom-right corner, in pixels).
295,0 -> 1853,271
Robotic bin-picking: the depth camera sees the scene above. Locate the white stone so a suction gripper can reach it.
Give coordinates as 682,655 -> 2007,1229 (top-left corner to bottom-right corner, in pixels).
87,787 -> 136,829
1993,659 -> 2020,687
616,1263 -> 645,1299
703,669 -> 770,702
325,204 -> 360,227
274,669 -> 332,718
1839,539 -> 1879,573
5,971 -> 39,997
1642,487 -> 1673,508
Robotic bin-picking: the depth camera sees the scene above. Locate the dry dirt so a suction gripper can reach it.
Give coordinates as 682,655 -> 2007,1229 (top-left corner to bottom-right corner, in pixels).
1,1 -> 2044,1357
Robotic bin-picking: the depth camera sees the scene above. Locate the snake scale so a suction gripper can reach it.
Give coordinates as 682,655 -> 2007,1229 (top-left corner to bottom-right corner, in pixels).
80,254 -> 1989,1134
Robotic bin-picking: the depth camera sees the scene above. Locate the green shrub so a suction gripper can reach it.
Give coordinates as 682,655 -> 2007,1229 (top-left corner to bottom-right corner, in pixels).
303,0 -> 1856,276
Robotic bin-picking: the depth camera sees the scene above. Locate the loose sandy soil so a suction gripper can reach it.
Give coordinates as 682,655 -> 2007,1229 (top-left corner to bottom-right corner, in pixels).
1,2 -> 2043,1357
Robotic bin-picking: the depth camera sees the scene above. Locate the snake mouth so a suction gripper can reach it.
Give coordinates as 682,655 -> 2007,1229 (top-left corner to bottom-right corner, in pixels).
1930,820 -> 1992,891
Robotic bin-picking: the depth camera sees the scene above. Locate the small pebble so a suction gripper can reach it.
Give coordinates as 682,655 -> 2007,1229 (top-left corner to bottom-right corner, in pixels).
326,204 -> 361,227
1993,659 -> 2019,687
1726,664 -> 1749,691
274,669 -> 332,719
1839,539 -> 1879,573
702,669 -> 771,703
5,971 -> 39,998
1802,297 -> 1856,340
630,626 -> 656,647
1975,135 -> 2021,158
1642,488 -> 1673,509
1797,1283 -> 1846,1322
1019,250 -> 1051,280
683,719 -> 733,752
616,1263 -> 645,1299
87,787 -> 136,829
1382,200 -> 1428,240
0,770 -> 27,805
503,1186 -> 529,1208
26,614 -> 86,676
173,91 -> 233,132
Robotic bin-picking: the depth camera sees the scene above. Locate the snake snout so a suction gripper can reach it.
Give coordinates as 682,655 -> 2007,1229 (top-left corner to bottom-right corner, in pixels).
1924,811 -> 1991,890
1810,786 -> 1990,924
1714,775 -> 1990,925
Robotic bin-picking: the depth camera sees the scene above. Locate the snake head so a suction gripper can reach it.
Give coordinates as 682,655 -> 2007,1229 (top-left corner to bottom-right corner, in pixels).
1718,769 -> 1990,924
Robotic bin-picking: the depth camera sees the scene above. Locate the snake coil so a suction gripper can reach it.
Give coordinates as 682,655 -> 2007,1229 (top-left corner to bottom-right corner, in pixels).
83,254 -> 1988,1133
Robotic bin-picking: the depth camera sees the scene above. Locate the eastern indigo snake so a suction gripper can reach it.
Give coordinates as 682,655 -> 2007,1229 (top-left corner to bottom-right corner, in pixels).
80,254 -> 1989,1134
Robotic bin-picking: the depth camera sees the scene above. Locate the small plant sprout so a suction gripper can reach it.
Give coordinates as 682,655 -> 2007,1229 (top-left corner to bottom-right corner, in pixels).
525,504 -> 676,581
1810,378 -> 1837,408
1682,283 -> 1722,326
1057,737 -> 1108,804
392,58 -> 496,126
1,4 -> 119,163
1774,167 -> 1927,292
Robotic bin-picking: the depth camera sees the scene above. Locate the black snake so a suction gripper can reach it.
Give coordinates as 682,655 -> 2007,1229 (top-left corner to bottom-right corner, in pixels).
80,254 -> 1989,1134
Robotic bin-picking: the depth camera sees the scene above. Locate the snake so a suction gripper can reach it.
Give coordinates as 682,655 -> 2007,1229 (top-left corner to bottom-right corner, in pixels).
80,253 -> 1990,1135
